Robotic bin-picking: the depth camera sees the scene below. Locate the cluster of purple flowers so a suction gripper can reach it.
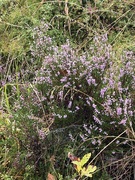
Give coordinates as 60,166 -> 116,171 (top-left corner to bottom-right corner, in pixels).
4,22 -> 133,146
29,23 -> 135,142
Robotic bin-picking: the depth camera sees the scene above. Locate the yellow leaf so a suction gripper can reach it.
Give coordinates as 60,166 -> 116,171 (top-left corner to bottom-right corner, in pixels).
72,153 -> 91,173
80,153 -> 91,167
72,161 -> 82,172
72,153 -> 97,177
87,165 -> 97,172
81,165 -> 97,177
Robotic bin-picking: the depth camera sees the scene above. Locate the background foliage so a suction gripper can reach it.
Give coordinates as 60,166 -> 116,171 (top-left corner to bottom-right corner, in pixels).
0,0 -> 135,179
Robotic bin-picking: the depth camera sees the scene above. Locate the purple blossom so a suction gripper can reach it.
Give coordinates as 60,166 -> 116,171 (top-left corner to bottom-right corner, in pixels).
80,134 -> 87,142
109,79 -> 114,87
100,87 -> 107,98
63,115 -> 67,118
68,101 -> 72,108
86,99 -> 91,106
23,27 -> 135,149
60,76 -> 67,83
69,133 -> 75,142
116,107 -> 122,116
83,124 -> 91,134
93,115 -> 102,125
97,139 -> 101,145
92,104 -> 100,114
58,91 -> 63,100
57,114 -> 62,119
38,129 -> 46,140
128,110 -> 133,116
119,119 -> 127,126
91,139 -> 96,145
116,140 -> 120,144
75,106 -> 80,110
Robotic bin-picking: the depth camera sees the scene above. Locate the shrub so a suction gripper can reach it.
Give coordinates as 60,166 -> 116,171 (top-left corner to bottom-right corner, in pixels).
30,24 -> 134,133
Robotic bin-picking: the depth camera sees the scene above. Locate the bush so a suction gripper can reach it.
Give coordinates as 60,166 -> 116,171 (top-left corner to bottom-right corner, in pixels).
30,24 -> 134,132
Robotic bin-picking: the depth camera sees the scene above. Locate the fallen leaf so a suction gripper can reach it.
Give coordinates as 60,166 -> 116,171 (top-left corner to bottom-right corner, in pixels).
47,173 -> 55,180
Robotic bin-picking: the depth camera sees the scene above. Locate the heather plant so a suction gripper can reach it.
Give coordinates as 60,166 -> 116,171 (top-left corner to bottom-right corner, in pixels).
1,29 -> 135,179
28,25 -> 135,178
31,24 -> 134,131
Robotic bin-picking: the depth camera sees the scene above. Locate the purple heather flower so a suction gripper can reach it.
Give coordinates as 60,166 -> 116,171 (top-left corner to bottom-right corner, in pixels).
80,134 -> 87,142
119,69 -> 125,77
68,101 -> 72,108
69,133 -> 75,142
83,124 -> 91,134
57,114 -> 62,119
99,128 -> 102,132
91,139 -> 96,145
92,104 -> 100,114
75,106 -> 80,110
109,79 -> 114,87
63,115 -> 67,118
50,95 -> 54,99
110,121 -> 116,124
119,119 -> 127,126
60,76 -> 67,83
86,99 -> 91,105
93,115 -> 102,125
116,107 -> 122,116
101,33 -> 108,42
100,87 -> 107,98
97,139 -> 101,145
58,91 -> 63,100
38,129 -> 46,140
128,110 -> 133,116
92,104 -> 97,109
116,140 -> 120,144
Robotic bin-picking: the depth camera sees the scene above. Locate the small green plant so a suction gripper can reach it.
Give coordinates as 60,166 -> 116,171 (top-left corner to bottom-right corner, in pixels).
68,152 -> 97,178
